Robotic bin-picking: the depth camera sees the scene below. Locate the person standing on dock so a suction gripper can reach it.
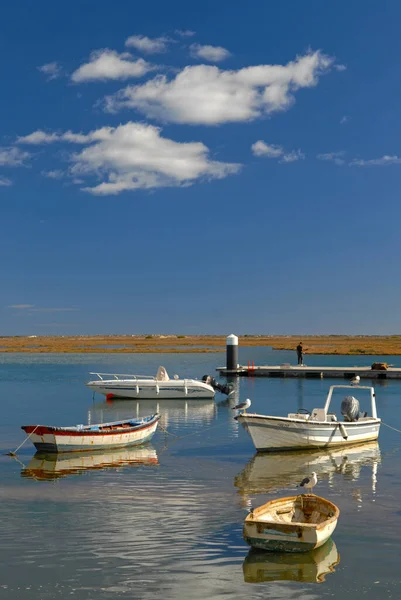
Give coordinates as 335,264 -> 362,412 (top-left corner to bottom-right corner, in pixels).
296,342 -> 304,365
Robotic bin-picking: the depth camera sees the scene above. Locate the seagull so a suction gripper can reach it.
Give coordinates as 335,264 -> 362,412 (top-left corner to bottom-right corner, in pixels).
350,375 -> 360,386
232,398 -> 251,413
299,472 -> 318,493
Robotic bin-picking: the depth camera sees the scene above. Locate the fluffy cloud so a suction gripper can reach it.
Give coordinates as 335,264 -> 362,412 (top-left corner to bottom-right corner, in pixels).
0,147 -> 30,166
0,176 -> 12,186
37,61 -> 62,80
17,122 -> 241,195
251,140 -> 304,162
125,35 -> 169,54
350,155 -> 401,166
189,44 -> 231,62
71,49 -> 154,82
104,50 -> 335,124
251,141 -> 283,157
317,151 -> 345,165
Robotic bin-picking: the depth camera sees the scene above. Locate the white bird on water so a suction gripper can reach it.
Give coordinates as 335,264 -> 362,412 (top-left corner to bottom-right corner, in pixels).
299,472 -> 318,493
232,398 -> 251,413
350,375 -> 360,386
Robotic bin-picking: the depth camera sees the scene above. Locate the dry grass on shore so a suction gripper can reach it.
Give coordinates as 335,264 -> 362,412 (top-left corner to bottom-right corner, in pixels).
1,335 -> 401,355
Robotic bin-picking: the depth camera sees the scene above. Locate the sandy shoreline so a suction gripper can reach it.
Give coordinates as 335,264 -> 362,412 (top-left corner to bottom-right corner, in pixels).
1,335 -> 401,355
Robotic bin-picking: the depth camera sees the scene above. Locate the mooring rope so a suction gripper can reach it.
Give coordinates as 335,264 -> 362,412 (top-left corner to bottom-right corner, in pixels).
5,426 -> 39,456
382,421 -> 401,434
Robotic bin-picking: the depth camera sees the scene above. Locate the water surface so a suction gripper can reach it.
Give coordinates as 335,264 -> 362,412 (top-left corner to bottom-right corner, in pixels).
1,348 -> 400,599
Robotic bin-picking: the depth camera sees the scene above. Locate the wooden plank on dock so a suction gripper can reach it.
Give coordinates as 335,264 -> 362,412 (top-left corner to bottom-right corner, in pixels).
217,365 -> 401,379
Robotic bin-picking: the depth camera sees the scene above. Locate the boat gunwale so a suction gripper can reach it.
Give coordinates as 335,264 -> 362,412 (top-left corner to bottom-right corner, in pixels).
236,413 -> 381,426
245,494 -> 340,532
21,413 -> 160,436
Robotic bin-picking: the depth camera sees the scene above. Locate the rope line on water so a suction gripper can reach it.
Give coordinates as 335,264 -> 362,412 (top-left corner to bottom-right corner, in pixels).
5,426 -> 39,457
382,421 -> 401,434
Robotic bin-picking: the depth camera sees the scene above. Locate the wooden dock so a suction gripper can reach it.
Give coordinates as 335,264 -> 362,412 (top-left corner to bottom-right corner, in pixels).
217,364 -> 401,380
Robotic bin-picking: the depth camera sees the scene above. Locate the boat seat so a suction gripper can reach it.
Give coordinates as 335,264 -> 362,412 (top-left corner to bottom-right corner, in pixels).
156,366 -> 169,381
310,408 -> 327,421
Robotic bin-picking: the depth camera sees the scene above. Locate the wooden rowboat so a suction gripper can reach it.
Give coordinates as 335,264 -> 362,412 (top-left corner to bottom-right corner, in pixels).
244,494 -> 339,553
21,413 -> 160,453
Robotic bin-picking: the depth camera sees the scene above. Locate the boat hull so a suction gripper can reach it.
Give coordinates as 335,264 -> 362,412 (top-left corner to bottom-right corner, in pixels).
237,414 -> 380,452
244,494 -> 339,553
86,380 -> 215,400
22,417 -> 159,453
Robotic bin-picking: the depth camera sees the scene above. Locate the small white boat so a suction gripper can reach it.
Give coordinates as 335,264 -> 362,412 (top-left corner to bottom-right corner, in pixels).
21,413 -> 160,453
236,384 -> 381,452
86,366 -> 232,400
244,494 -> 340,552
243,538 -> 339,583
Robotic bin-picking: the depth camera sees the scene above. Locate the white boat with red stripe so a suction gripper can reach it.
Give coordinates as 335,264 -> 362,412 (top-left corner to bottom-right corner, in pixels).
21,413 -> 160,453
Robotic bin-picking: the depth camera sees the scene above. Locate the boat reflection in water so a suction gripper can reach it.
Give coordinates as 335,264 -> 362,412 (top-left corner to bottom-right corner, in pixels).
89,398 -> 216,430
235,441 -> 381,498
243,538 -> 339,584
21,444 -> 158,481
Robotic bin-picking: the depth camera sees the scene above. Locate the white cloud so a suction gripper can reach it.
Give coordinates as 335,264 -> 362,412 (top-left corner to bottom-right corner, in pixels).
16,131 -> 59,144
8,304 -> 35,309
17,122 -> 241,195
17,127 -> 114,145
251,140 -> 283,157
0,176 -> 12,186
0,147 -> 30,166
104,50 -> 335,125
125,35 -> 169,54
189,43 -> 231,62
350,155 -> 401,166
317,151 -> 345,165
37,62 -> 62,80
175,29 -> 196,38
251,140 -> 304,163
280,149 -> 305,163
41,169 -> 64,179
71,49 -> 154,82
334,64 -> 347,72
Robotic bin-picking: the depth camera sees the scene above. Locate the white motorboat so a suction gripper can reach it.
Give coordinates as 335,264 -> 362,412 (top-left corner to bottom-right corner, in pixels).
236,384 -> 381,452
86,366 -> 232,400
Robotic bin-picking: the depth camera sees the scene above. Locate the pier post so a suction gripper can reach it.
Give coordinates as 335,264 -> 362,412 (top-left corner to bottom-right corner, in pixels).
226,334 -> 238,371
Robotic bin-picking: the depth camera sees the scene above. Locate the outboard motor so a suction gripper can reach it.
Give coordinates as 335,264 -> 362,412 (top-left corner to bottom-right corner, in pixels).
202,375 -> 234,396
341,396 -> 360,422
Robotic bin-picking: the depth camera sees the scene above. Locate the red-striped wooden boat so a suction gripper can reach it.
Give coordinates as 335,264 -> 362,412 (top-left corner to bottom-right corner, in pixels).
21,413 -> 160,453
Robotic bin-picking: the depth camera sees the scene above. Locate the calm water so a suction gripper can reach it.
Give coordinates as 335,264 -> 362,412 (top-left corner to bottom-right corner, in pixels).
1,348 -> 401,600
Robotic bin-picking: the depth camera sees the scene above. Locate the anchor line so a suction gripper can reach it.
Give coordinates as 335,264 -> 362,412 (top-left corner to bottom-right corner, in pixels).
5,425 -> 40,456
381,421 -> 401,434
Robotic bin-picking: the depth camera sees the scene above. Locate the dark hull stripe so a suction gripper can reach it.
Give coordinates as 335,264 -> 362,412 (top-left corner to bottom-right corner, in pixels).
23,417 -> 159,437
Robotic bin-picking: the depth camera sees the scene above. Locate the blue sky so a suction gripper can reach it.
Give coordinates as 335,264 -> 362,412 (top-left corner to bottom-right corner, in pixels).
2,0 -> 401,336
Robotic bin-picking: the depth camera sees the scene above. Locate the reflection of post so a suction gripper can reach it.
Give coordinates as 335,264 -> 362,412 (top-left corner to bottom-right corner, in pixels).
228,377 -> 240,435
297,378 -> 304,411
372,461 -> 378,494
